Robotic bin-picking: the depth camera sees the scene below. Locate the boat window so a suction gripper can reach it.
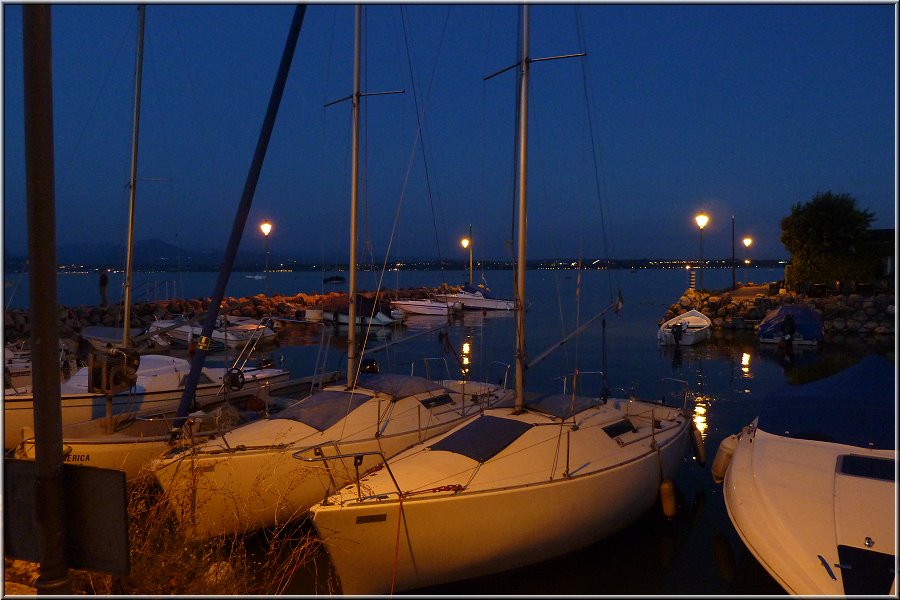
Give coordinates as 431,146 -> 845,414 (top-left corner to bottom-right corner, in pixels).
836,544 -> 895,595
837,455 -> 895,482
429,415 -> 532,463
273,390 -> 372,431
420,393 -> 453,409
603,419 -> 636,438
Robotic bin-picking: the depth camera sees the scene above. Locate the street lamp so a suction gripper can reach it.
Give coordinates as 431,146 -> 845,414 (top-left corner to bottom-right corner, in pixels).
260,220 -> 272,292
743,236 -> 752,284
461,223 -> 473,285
695,212 -> 708,290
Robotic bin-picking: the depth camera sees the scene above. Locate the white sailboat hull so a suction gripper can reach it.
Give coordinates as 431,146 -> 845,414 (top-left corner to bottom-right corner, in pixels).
3,355 -> 289,449
150,377 -> 513,539
310,399 -> 691,594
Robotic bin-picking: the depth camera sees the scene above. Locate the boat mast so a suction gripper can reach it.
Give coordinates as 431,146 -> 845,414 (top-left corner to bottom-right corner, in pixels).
514,5 -> 530,412
122,4 -> 145,348
347,3 -> 361,384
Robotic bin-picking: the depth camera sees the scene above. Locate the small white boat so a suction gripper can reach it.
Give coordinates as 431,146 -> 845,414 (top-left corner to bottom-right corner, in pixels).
657,309 -> 711,346
145,314 -> 277,348
390,298 -> 459,316
150,368 -> 513,540
3,353 -> 290,450
712,356 -> 896,595
81,325 -> 172,353
434,284 -> 514,312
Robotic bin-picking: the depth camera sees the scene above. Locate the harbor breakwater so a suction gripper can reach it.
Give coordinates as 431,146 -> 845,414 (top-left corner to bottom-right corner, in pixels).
2,285 -> 453,344
662,286 -> 896,340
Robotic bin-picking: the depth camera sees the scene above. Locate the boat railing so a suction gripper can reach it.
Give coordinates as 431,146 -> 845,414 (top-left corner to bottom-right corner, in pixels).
293,448 -> 404,504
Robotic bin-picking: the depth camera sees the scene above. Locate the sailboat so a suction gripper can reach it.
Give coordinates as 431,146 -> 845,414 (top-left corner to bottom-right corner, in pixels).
9,5 -> 293,463
148,5 -> 512,541
307,9 -> 694,594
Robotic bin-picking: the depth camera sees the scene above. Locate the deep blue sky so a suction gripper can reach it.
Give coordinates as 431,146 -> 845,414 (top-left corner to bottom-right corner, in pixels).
2,3 -> 896,265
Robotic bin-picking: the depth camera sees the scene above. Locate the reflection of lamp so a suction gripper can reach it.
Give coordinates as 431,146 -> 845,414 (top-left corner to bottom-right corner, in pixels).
461,224 -> 473,285
461,339 -> 472,377
695,213 -> 708,290
742,237 -> 752,284
260,221 -> 272,292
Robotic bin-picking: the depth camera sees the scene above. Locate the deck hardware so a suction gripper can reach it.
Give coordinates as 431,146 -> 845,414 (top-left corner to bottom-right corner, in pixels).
817,555 -> 837,580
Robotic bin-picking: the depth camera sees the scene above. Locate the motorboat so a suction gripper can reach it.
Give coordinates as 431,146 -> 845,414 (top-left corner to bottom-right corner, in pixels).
757,304 -> 824,346
322,296 -> 398,327
150,367 -> 513,539
81,325 -> 172,353
3,353 -> 291,450
390,298 -> 460,316
711,356 -> 895,595
145,313 -> 277,348
657,309 -> 711,346
434,284 -> 514,311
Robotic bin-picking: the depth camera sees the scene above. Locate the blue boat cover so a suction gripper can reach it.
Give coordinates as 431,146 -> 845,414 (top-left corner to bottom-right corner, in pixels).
355,373 -> 447,398
273,390 -> 372,431
757,355 -> 896,450
525,393 -> 597,419
430,415 -> 532,463
272,374 -> 449,431
757,304 -> 824,342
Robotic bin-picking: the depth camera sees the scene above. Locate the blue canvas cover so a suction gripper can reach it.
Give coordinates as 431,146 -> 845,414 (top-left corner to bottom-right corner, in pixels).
355,373 -> 447,398
757,356 -> 895,450
525,393 -> 598,419
430,415 -> 532,463
757,304 -> 824,343
274,389 -> 372,431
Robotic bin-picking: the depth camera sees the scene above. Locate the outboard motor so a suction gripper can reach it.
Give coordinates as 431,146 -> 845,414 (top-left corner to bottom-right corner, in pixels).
361,359 -> 380,374
671,321 -> 685,345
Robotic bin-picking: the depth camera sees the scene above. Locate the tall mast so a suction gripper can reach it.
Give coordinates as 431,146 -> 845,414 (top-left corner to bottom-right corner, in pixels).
346,4 -> 361,384
122,4 -> 145,348
514,5 -> 530,412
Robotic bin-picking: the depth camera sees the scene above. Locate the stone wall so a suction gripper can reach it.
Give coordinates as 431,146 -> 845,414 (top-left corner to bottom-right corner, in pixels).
662,287 -> 896,340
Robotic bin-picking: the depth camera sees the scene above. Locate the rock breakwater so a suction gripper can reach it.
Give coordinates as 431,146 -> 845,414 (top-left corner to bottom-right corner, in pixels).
662,286 -> 895,341
3,285 -> 457,344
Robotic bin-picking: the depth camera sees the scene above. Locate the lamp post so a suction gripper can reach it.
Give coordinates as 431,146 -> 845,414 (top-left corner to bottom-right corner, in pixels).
260,220 -> 272,292
461,223 -> 473,286
743,236 -> 752,284
695,212 -> 708,290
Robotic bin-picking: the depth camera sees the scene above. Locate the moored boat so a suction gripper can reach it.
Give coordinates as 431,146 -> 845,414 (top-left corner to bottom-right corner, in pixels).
657,309 -> 711,346
757,303 -> 824,346
712,356 -> 895,595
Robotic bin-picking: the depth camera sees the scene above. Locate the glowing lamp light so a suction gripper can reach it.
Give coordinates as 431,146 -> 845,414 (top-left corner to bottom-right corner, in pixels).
461,237 -> 470,249
695,213 -> 709,230
743,237 -> 752,249
260,221 -> 272,237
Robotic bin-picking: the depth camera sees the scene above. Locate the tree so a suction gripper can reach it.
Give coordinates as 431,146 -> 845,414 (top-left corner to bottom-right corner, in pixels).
780,191 -> 876,287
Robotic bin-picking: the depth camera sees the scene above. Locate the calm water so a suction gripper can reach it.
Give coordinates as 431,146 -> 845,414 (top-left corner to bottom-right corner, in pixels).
5,267 -> 893,594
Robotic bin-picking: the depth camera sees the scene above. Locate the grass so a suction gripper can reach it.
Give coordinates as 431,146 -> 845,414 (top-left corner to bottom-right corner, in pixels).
4,476 -> 338,594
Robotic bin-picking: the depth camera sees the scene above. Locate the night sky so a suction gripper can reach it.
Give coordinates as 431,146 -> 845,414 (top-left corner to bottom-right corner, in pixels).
2,3 -> 896,266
